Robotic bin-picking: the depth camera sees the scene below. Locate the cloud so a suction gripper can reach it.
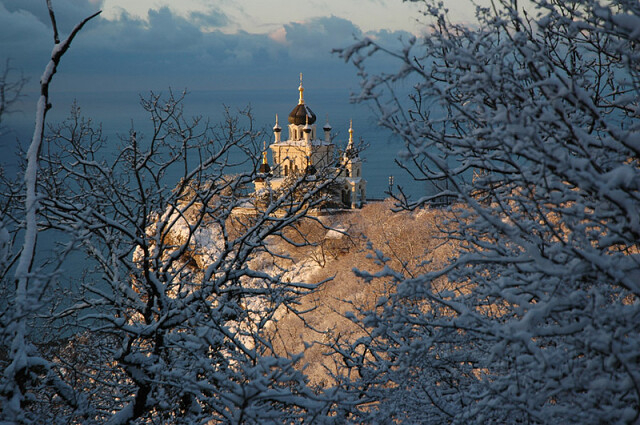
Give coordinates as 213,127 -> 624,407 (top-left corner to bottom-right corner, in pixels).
1,2 -> 420,191
1,0 -> 104,33
189,9 -> 228,30
282,16 -> 362,58
268,27 -> 288,45
0,2 -> 53,73
0,2 -> 413,119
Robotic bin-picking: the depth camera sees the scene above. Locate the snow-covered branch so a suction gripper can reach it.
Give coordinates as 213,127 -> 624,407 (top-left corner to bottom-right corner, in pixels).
333,0 -> 640,422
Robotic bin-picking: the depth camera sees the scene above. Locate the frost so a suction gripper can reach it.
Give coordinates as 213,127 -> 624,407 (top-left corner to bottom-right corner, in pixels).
330,0 -> 640,422
2,41 -> 337,423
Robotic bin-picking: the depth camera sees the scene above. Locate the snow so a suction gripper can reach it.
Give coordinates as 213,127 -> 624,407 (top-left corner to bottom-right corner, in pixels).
274,138 -> 332,147
611,13 -> 640,40
6,0 -> 640,422
325,227 -> 346,239
329,0 -> 640,422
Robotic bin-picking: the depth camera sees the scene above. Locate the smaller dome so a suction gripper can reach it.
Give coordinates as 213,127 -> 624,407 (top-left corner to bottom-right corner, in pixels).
259,162 -> 271,174
305,156 -> 316,175
323,114 -> 332,131
273,114 -> 281,132
305,163 -> 316,175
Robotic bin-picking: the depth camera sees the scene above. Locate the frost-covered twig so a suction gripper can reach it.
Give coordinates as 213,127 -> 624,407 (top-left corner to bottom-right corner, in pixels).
1,3 -> 100,422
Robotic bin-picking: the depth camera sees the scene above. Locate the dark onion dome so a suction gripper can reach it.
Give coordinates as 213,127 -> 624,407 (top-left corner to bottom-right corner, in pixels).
305,163 -> 317,175
305,157 -> 316,175
288,103 -> 316,125
259,162 -> 271,174
255,161 -> 270,182
257,146 -> 271,178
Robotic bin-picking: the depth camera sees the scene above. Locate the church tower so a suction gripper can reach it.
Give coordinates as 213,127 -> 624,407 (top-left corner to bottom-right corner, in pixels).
340,120 -> 366,208
254,74 -> 366,209
267,74 -> 334,179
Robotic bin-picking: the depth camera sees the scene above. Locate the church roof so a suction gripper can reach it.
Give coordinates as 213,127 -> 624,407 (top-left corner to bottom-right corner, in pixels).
259,162 -> 271,174
288,103 -> 316,125
273,114 -> 282,132
323,114 -> 332,131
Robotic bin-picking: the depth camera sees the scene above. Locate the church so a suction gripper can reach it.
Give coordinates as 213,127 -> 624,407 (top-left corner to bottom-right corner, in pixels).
254,75 -> 367,209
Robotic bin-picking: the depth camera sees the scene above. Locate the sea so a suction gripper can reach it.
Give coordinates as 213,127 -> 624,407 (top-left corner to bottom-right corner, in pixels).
2,87 -> 430,200
1,87 -> 434,306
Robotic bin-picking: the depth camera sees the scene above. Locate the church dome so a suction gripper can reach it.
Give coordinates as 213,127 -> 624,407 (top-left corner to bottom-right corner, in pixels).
259,162 -> 271,174
288,103 -> 316,125
288,73 -> 316,125
305,163 -> 317,175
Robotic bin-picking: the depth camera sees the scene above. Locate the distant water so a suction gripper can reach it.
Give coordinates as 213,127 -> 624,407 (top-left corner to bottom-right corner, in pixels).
3,87 -> 429,200
2,87 -> 434,306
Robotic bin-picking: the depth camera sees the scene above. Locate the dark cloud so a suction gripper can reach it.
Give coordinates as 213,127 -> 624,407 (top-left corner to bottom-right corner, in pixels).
1,0 -> 103,34
0,3 -> 53,78
0,2 -> 408,85
0,3 -> 411,127
1,4 -> 413,197
283,15 -> 363,57
92,7 -> 204,52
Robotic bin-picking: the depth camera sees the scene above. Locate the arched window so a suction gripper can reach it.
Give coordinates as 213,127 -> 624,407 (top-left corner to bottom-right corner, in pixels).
284,164 -> 289,176
342,189 -> 350,206
357,169 -> 360,177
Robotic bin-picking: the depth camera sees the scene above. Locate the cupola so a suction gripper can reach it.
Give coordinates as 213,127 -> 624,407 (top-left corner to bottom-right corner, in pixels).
288,73 -> 316,125
259,152 -> 271,174
323,114 -> 332,143
256,142 -> 271,182
344,119 -> 356,158
305,156 -> 316,175
273,114 -> 282,143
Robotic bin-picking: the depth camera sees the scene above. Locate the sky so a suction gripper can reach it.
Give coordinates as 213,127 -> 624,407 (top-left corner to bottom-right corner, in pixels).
100,0 -> 426,34
0,0 -> 428,96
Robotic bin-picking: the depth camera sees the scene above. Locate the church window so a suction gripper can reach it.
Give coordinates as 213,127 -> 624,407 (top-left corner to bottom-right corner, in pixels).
342,190 -> 350,206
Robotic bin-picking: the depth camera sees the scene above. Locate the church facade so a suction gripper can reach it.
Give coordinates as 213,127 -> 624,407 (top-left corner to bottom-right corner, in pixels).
254,75 -> 366,209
